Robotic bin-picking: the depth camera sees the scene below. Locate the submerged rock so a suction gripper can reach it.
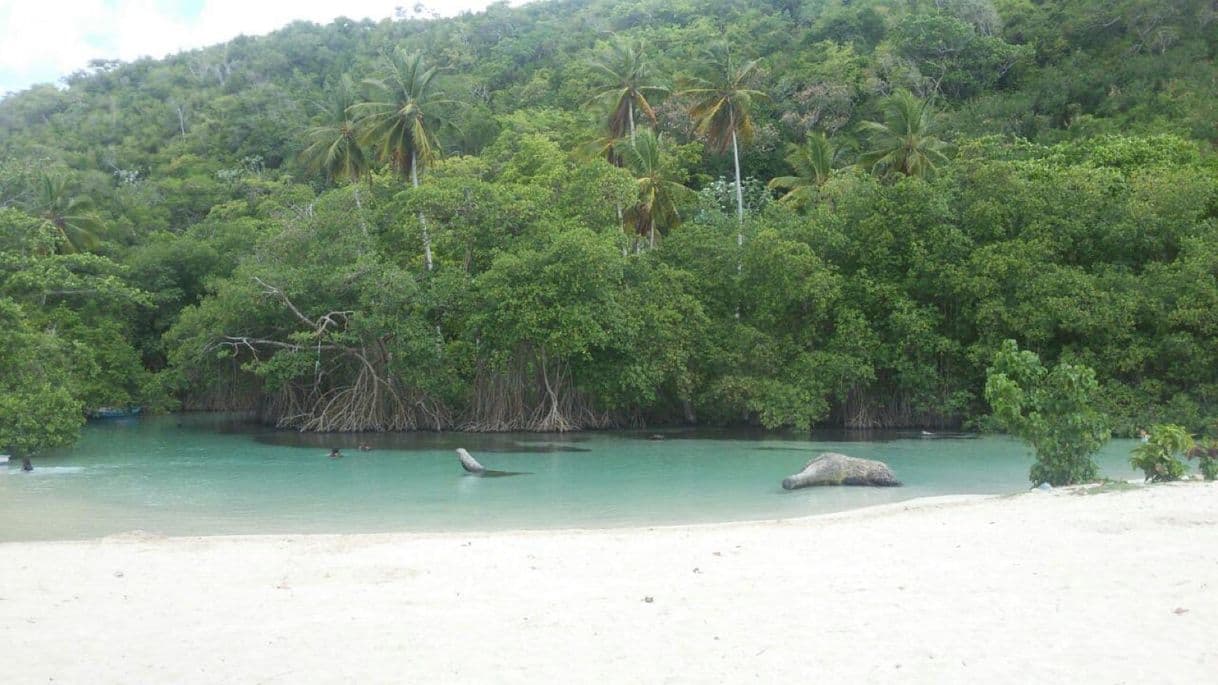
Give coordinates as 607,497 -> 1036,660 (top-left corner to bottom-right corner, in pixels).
781,452 -> 901,489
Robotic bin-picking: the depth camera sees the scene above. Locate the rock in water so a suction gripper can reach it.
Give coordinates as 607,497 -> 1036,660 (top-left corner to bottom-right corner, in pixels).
456,448 -> 485,474
781,453 -> 901,489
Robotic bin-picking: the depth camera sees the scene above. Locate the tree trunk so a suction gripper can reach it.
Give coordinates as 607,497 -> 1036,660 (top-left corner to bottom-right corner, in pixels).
731,128 -> 744,229
352,185 -> 369,238
731,126 -> 744,320
649,216 -> 655,249
682,398 -> 696,424
628,103 -> 636,143
411,155 -> 433,271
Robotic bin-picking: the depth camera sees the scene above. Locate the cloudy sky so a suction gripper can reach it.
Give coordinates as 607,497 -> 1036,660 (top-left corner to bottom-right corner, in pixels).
0,0 -> 519,95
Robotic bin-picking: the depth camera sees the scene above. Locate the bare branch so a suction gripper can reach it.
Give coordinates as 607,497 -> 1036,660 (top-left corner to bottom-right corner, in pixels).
250,276 -> 354,336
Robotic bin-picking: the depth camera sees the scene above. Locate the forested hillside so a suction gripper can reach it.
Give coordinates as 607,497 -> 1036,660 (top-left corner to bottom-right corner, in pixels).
2,0 -> 1216,450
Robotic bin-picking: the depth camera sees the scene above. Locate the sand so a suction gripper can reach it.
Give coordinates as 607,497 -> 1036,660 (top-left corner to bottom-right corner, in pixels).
1,483 -> 1215,684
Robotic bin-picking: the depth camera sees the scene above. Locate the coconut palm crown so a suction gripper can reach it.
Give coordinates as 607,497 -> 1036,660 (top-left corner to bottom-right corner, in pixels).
615,130 -> 694,248
586,37 -> 668,144
768,132 -> 840,209
301,75 -> 369,186
680,45 -> 767,224
351,48 -> 455,185
858,89 -> 953,179
680,46 -> 766,154
30,173 -> 103,253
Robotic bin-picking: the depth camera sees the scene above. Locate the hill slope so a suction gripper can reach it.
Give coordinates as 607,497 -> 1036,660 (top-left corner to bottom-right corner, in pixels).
0,0 -> 1216,449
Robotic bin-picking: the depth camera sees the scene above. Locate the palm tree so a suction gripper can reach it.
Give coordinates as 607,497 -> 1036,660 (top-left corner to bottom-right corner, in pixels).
615,130 -> 694,249
351,48 -> 455,270
301,75 -> 369,187
586,37 -> 668,146
680,45 -> 766,228
767,132 -> 838,210
30,173 -> 102,253
858,90 -> 953,179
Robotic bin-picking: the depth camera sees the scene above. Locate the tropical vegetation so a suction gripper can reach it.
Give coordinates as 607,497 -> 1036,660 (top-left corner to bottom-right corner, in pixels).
2,0 -> 1218,459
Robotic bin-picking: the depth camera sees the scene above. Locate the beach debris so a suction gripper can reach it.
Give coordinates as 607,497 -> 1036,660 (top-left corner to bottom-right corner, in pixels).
643,596 -> 654,603
1173,607 -> 1189,615
781,453 -> 901,489
113,571 -> 124,578
456,448 -> 486,474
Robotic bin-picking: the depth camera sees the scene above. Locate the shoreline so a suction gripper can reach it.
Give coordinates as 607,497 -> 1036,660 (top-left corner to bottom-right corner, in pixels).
4,492 -> 1000,546
0,479 -> 1162,546
2,482 -> 1215,683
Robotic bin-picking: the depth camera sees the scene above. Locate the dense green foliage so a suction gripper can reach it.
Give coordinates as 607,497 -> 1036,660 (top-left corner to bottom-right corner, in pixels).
1,0 -> 1217,446
0,209 -> 147,454
985,340 -> 1110,485
1129,423 -> 1191,483
1188,439 -> 1218,481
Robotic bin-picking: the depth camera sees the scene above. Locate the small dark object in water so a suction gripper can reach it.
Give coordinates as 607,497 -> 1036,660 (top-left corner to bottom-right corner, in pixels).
478,469 -> 529,478
358,444 -> 372,451
647,434 -> 665,441
22,458 -> 33,472
328,448 -> 342,459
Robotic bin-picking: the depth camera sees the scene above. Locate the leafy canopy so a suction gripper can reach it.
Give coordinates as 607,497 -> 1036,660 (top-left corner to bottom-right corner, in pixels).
985,340 -> 1111,485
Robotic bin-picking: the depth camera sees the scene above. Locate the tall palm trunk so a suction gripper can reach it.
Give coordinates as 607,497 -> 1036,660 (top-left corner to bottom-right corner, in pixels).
731,123 -> 743,320
620,106 -> 635,249
731,127 -> 744,231
411,155 -> 433,271
649,215 -> 656,249
352,185 -> 369,238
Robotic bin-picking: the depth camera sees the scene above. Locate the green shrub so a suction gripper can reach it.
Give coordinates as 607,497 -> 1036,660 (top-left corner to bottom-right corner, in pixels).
1186,439 -> 1218,481
985,340 -> 1111,486
1130,424 -> 1192,483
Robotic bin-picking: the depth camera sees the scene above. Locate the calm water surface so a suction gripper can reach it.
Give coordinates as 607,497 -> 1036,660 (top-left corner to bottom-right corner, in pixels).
0,414 -> 1141,541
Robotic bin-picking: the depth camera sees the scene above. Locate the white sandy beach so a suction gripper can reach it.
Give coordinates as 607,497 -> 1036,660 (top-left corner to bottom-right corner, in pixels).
2,483 -> 1216,684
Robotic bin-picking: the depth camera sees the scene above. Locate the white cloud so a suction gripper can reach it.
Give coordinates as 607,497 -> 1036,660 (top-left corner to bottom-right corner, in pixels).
0,0 -> 521,95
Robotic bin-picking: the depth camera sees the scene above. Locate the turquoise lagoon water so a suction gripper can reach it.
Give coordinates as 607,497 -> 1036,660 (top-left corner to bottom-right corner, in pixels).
0,414 -> 1142,542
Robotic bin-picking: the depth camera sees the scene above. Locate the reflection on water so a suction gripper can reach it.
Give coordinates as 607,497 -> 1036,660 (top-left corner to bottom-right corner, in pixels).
0,413 -> 1141,542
